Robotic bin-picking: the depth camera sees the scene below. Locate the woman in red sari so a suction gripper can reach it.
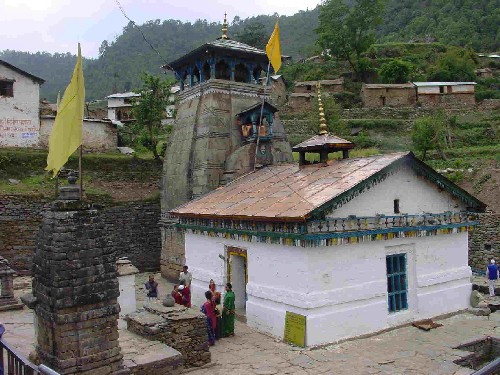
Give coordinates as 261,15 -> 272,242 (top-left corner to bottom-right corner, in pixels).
171,285 -> 183,305
201,291 -> 216,345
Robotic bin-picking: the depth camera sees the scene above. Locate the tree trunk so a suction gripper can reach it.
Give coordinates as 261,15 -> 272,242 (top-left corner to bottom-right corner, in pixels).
149,124 -> 162,165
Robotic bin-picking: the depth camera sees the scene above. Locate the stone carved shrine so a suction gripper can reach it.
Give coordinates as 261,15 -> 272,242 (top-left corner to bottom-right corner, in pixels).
29,179 -> 128,374
160,14 -> 294,280
0,256 -> 23,311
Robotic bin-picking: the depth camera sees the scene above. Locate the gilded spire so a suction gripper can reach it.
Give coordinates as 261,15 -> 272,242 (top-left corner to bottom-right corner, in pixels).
221,12 -> 229,39
317,82 -> 328,135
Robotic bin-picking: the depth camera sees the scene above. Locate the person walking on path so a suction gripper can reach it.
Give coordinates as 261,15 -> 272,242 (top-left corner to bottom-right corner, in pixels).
223,283 -> 235,337
179,265 -> 192,288
201,291 -> 217,346
486,259 -> 499,297
145,274 -> 159,300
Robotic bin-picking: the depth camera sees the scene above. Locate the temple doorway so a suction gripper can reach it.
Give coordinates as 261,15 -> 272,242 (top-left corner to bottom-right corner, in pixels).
226,246 -> 247,316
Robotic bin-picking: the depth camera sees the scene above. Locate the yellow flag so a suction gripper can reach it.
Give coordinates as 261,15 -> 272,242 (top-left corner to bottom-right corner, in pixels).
266,20 -> 281,73
46,43 -> 85,177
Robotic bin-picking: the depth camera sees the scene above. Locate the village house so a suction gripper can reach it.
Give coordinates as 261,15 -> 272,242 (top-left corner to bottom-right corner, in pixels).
475,68 -> 494,79
289,79 -> 344,110
360,82 -> 477,108
414,81 -> 476,107
361,83 -> 417,108
0,60 -> 45,148
169,87 -> 486,346
106,91 -> 140,122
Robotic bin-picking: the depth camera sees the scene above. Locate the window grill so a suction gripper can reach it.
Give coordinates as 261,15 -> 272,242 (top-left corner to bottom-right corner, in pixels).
386,253 -> 408,313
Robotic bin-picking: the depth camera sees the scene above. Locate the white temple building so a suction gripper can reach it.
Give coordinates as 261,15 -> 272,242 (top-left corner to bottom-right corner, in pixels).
169,89 -> 485,346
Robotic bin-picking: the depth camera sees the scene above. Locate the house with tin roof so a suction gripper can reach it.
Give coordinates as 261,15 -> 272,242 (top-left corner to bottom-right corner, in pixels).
169,86 -> 485,346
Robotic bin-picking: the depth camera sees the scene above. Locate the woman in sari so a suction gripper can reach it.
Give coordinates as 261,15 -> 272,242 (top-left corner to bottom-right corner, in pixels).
222,283 -> 235,337
201,291 -> 216,345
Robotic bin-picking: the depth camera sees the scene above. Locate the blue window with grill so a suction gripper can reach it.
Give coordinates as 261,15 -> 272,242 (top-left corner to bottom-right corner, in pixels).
386,253 -> 408,313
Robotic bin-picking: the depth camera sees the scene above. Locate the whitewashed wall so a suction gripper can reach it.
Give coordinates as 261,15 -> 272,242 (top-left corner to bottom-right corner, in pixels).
107,98 -> 127,108
39,117 -> 117,152
0,65 -> 41,147
185,230 -> 471,346
329,166 -> 466,218
451,85 -> 475,93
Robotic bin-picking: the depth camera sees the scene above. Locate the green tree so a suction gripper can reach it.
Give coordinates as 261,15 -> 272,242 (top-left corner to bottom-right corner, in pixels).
379,59 -> 413,83
427,49 -> 476,82
235,22 -> 268,49
411,113 -> 449,160
132,73 -> 172,164
316,0 -> 384,79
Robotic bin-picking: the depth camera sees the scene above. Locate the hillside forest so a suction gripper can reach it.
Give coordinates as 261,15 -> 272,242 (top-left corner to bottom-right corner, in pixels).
0,0 -> 498,211
0,0 -> 499,101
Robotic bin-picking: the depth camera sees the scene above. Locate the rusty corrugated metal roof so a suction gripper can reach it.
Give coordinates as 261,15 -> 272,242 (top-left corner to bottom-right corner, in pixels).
170,152 -> 409,221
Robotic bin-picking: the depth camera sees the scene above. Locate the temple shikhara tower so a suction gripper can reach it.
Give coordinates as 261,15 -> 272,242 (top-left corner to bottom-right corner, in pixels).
160,15 -> 293,279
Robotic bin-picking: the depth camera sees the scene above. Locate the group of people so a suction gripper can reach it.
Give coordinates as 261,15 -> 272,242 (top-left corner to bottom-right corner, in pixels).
144,265 -> 193,308
143,266 -> 237,346
201,280 -> 235,345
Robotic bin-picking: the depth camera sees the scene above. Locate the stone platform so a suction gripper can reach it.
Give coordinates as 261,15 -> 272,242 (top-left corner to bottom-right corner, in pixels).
125,302 -> 210,368
119,329 -> 182,375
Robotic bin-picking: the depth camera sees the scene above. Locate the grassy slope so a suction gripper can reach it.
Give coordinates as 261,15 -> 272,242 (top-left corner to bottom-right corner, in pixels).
0,149 -> 162,203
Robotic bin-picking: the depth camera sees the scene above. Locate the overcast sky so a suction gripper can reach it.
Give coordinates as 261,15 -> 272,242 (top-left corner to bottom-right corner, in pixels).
1,0 -> 321,58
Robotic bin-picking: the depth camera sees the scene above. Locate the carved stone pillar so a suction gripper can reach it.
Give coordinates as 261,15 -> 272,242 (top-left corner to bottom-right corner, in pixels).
30,199 -> 128,374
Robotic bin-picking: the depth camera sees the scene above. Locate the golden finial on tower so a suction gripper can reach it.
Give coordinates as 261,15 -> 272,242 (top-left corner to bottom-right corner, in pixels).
317,82 -> 328,135
221,12 -> 229,39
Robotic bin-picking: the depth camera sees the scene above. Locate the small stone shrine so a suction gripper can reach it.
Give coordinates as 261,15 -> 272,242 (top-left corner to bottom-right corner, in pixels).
29,174 -> 129,374
0,256 -> 23,311
160,14 -> 294,280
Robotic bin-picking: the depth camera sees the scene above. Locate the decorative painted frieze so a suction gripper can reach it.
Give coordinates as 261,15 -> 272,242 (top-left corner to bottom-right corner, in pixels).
176,212 -> 478,248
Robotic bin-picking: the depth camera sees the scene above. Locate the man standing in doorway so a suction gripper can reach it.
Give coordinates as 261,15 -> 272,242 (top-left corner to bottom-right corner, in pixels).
486,259 -> 499,297
179,265 -> 192,288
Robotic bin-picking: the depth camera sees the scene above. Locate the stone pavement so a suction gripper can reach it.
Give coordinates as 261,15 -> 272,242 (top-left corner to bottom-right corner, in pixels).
2,275 -> 499,375
186,313 -> 499,375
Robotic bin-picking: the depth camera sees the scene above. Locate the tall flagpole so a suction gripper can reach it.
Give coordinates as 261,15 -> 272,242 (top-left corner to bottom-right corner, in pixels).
254,60 -> 272,172
255,17 -> 279,171
79,145 -> 83,199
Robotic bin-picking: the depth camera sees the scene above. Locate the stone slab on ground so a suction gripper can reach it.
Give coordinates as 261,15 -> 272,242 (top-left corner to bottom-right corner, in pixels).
119,329 -> 183,375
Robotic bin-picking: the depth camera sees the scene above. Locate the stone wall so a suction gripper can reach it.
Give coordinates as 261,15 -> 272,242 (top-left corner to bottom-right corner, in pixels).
102,202 -> 161,272
361,87 -> 417,108
469,213 -> 500,272
0,195 -> 161,274
126,303 -> 210,368
0,195 -> 48,275
418,93 -> 476,107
